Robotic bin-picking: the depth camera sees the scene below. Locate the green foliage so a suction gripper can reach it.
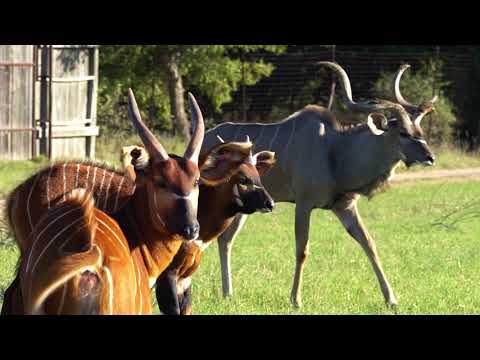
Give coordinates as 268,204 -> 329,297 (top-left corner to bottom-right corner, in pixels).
372,59 -> 457,145
98,45 -> 287,132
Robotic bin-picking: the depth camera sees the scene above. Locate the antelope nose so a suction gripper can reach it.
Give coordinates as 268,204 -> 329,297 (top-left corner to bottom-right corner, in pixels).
182,222 -> 199,241
425,155 -> 435,166
264,199 -> 275,212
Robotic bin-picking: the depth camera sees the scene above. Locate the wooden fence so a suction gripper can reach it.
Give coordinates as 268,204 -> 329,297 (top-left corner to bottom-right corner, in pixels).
0,45 -> 99,161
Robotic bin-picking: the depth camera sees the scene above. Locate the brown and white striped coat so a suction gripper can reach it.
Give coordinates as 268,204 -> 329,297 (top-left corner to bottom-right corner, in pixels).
2,90 -> 211,315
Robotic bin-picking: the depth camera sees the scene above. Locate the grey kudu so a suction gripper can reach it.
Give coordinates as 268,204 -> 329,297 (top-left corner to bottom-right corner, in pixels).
201,62 -> 437,308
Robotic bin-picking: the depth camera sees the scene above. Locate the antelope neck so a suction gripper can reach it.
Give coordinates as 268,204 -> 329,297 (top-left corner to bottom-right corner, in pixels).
113,186 -> 183,286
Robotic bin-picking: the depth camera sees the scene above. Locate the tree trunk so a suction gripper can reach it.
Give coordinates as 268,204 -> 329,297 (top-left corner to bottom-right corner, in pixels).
160,52 -> 190,141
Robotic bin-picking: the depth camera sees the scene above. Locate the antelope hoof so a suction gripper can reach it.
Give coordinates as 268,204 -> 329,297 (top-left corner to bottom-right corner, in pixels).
222,290 -> 233,298
386,296 -> 399,309
290,294 -> 302,309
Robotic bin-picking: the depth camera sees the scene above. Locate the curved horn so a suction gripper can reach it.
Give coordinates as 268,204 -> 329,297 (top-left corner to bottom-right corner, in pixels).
367,113 -> 388,136
393,64 -> 416,109
184,92 -> 205,164
318,62 -> 396,113
127,88 -> 169,161
394,64 -> 439,111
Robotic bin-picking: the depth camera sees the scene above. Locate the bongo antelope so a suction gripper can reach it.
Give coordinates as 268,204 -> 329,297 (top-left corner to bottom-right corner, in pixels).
202,62 -> 437,308
2,89 -> 248,314
122,136 -> 276,315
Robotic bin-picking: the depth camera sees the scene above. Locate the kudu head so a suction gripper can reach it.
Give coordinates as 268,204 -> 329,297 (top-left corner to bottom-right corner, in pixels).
318,61 -> 436,168
199,135 -> 276,215
126,89 -> 204,241
390,64 -> 437,167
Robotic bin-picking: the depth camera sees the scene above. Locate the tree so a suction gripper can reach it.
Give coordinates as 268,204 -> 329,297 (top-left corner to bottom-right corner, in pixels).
98,45 -> 287,140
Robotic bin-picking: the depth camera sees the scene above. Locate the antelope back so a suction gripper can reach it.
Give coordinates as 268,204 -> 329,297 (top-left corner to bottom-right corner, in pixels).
20,189 -> 149,315
8,161 -> 135,255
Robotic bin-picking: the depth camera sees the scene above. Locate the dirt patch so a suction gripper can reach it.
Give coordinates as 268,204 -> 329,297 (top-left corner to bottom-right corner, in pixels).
391,168 -> 480,183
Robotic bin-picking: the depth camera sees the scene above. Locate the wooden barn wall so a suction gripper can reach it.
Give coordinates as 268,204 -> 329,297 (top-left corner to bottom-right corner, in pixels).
50,47 -> 91,160
0,46 -> 34,160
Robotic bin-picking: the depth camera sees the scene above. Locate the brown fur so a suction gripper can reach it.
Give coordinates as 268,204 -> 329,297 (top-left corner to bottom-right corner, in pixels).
156,147 -> 275,314
19,190 -> 151,314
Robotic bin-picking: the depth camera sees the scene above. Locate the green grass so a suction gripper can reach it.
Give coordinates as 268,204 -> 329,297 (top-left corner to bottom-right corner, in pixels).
1,137 -> 480,314
3,179 -> 479,314
179,180 -> 480,315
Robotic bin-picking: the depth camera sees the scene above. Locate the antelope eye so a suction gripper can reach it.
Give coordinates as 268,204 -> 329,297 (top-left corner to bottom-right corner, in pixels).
194,179 -> 200,187
239,177 -> 251,185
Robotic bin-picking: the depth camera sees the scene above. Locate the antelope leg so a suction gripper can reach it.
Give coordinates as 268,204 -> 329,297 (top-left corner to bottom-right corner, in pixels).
332,196 -> 398,307
155,270 -> 180,315
179,279 -> 192,315
290,203 -> 313,308
217,214 -> 248,298
1,275 -> 24,315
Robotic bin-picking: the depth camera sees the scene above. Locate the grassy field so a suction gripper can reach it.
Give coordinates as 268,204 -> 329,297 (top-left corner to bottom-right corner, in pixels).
1,179 -> 480,314
1,135 -> 480,314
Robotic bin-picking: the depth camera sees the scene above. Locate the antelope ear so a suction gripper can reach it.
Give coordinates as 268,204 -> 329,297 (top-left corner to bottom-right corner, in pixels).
199,142 -> 252,186
121,145 -> 150,183
253,151 -> 276,176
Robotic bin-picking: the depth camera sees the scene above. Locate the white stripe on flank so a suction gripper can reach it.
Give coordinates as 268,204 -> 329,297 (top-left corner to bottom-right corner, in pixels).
26,193 -> 91,272
113,176 -> 125,212
57,284 -> 67,315
103,172 -> 115,211
74,164 -> 80,188
283,120 -> 296,169
254,126 -> 265,151
46,166 -> 54,209
91,167 -> 98,197
27,174 -> 40,231
85,165 -> 91,190
29,217 -> 84,275
62,163 -> 67,201
96,218 -> 129,255
30,264 -> 97,315
268,125 -> 280,151
137,266 -> 142,315
102,266 -> 114,315
97,169 -> 107,207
